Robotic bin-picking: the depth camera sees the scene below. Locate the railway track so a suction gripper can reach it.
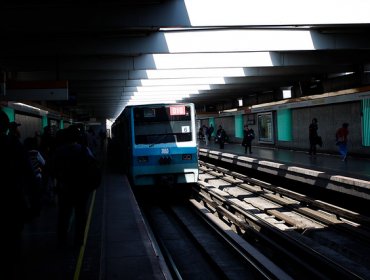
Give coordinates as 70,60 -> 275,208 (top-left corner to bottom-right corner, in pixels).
195,160 -> 370,279
138,196 -> 291,280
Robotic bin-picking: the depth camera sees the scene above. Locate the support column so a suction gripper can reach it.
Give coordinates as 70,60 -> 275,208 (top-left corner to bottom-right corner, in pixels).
362,99 -> 370,146
235,114 -> 243,138
277,109 -> 292,141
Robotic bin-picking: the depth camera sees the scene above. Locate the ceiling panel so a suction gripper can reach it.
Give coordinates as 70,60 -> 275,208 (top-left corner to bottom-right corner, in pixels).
1,1 -> 370,121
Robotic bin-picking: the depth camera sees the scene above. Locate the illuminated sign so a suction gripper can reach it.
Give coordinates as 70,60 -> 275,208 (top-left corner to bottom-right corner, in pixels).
169,105 -> 185,116
182,126 -> 190,133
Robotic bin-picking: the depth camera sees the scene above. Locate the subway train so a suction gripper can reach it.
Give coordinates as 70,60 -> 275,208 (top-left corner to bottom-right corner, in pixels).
111,103 -> 199,187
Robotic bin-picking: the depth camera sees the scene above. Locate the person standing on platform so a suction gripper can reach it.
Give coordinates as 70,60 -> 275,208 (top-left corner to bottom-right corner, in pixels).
336,122 -> 349,161
0,110 -> 39,279
53,125 -> 101,249
198,127 -> 203,141
242,124 -> 255,154
216,125 -> 226,149
308,118 -> 319,155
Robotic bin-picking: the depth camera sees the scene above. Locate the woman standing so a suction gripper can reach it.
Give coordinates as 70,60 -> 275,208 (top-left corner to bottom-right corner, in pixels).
216,125 -> 226,149
336,123 -> 349,161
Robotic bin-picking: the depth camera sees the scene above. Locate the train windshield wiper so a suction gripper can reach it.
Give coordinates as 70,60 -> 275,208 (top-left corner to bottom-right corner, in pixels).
149,134 -> 168,147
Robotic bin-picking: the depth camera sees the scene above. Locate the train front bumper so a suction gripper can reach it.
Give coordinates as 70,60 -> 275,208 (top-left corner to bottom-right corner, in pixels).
132,165 -> 199,186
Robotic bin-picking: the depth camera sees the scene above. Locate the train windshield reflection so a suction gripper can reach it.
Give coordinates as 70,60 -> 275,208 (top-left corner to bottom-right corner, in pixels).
133,105 -> 193,144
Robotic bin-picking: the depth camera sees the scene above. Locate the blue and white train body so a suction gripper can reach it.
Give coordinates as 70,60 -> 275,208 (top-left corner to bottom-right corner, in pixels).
112,103 -> 199,187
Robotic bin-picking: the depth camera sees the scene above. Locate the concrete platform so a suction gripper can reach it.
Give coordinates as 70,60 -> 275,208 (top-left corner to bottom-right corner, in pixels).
19,171 -> 168,280
198,141 -> 370,201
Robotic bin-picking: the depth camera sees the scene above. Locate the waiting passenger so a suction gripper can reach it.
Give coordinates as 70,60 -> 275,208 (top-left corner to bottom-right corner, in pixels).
308,118 -> 321,155
0,109 -> 39,278
53,125 -> 101,249
336,122 -> 349,161
242,124 -> 255,154
216,125 -> 226,149
198,127 -> 204,140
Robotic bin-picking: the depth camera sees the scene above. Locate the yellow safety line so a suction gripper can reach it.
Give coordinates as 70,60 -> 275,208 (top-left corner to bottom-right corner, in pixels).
73,190 -> 96,280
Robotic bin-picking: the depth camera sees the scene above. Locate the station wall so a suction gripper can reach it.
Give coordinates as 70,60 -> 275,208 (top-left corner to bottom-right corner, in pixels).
288,101 -> 364,154
198,100 -> 370,157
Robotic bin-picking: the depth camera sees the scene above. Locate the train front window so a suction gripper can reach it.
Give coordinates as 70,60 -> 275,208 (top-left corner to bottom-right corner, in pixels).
133,105 -> 193,144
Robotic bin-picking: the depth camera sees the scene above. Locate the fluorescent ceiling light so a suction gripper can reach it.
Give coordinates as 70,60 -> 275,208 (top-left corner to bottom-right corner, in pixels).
126,85 -> 211,92
184,0 -> 370,26
222,108 -> 238,113
121,93 -> 194,100
151,52 -> 274,69
142,68 -> 245,79
137,77 -> 225,86
11,102 -> 49,115
328,72 -> 355,78
283,90 -> 292,99
124,100 -> 178,106
128,95 -> 188,101
163,30 -> 315,53
122,90 -> 199,97
121,90 -> 200,103
13,102 -> 42,111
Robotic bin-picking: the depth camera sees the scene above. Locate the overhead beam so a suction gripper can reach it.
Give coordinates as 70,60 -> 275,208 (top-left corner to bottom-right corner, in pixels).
14,65 -> 353,82
2,29 -> 370,56
2,0 -> 370,31
16,70 -> 129,81
1,51 -> 368,72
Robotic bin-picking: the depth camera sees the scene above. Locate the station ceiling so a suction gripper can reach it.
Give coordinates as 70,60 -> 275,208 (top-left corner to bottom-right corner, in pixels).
1,0 -> 370,121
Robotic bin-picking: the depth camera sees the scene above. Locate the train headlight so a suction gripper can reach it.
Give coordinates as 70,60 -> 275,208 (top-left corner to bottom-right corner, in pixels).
137,156 -> 148,163
182,154 -> 192,160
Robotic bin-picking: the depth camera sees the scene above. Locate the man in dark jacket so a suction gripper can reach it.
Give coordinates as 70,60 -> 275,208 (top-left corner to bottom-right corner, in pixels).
242,125 -> 255,154
216,125 -> 226,149
308,118 -> 319,155
53,125 -> 101,248
0,109 -> 39,278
